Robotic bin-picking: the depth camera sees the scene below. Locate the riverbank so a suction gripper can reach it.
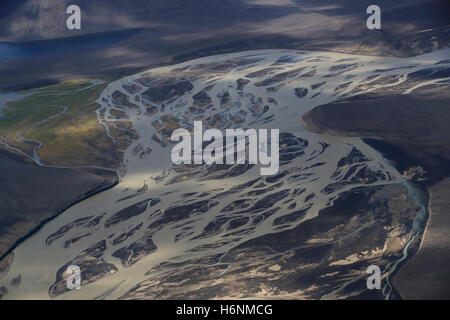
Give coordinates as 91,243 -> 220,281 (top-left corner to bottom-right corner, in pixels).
393,178 -> 450,299
301,81 -> 450,299
0,149 -> 118,266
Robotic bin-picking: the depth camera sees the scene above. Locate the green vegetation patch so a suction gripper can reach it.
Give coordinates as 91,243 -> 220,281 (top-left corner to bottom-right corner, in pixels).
0,80 -> 122,169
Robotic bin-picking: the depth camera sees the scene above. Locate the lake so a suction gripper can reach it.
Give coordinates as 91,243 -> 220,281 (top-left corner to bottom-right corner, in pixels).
0,29 -> 140,62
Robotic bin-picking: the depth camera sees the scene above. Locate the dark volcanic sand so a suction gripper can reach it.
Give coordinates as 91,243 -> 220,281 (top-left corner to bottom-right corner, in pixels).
0,149 -> 117,263
393,178 -> 450,299
302,84 -> 450,299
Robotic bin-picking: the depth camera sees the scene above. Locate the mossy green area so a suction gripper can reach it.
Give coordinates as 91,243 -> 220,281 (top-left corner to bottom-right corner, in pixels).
0,80 -> 121,168
19,80 -> 94,94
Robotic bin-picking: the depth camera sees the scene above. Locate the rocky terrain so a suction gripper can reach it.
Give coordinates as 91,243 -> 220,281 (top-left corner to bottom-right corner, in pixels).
1,0 -> 449,91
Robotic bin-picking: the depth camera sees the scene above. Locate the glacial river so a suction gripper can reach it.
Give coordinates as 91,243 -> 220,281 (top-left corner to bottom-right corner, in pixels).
1,48 -> 449,300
